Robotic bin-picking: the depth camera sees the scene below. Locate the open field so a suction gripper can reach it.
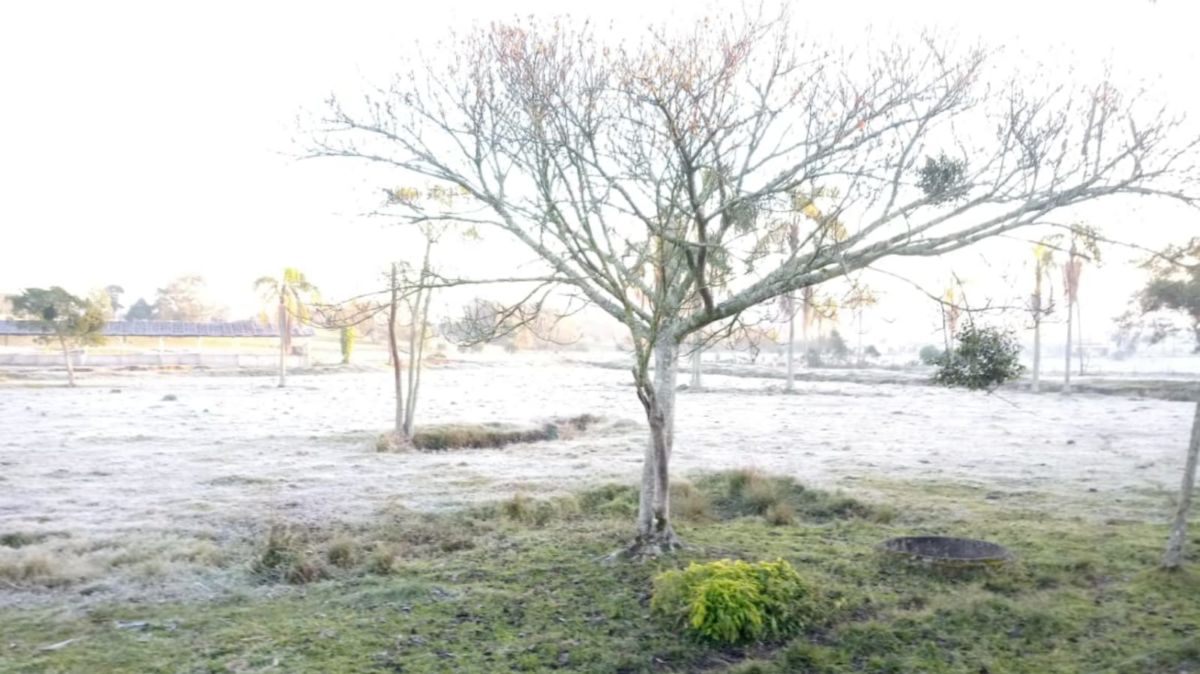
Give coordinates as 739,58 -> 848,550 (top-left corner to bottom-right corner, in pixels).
1,358 -> 1195,602
1,357 -> 1197,672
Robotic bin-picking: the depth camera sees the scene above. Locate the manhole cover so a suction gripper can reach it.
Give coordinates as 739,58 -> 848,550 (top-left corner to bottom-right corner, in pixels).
879,536 -> 1011,568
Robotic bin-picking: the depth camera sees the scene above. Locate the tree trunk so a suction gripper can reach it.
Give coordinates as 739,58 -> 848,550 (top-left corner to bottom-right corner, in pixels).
1032,316 -> 1042,394
1063,296 -> 1073,394
1077,299 -> 1085,376
801,294 -> 810,354
1163,402 -> 1200,570
633,336 -> 680,555
403,241 -> 435,439
689,336 -> 702,389
785,304 -> 795,393
277,298 -> 287,388
856,308 -> 865,367
59,335 -> 76,387
389,264 -> 406,440
405,274 -> 433,439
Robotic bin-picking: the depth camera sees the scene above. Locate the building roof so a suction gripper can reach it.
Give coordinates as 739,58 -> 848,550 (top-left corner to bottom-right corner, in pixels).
0,320 -> 315,338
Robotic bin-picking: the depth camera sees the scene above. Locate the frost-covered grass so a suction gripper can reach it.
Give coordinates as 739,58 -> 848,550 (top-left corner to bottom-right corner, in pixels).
0,360 -> 1195,608
2,473 -> 1197,673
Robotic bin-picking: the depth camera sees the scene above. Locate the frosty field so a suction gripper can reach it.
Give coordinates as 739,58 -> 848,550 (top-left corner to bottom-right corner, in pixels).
0,357 -> 1195,604
2,358 -> 1199,674
0,357 -> 1194,608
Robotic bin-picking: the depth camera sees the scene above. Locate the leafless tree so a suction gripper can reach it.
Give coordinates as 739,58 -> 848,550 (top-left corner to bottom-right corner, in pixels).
309,11 -> 1200,555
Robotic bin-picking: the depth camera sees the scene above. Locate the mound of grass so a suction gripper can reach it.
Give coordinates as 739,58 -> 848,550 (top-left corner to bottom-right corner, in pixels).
251,525 -> 329,585
697,469 -> 892,523
1,532 -> 43,548
412,423 -> 554,450
408,414 -> 605,451
3,473 -> 1199,674
577,483 -> 639,518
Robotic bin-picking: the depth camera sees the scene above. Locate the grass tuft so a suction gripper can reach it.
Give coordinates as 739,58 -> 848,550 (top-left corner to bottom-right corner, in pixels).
764,502 -> 796,526
671,482 -> 713,522
326,536 -> 359,569
1,532 -> 41,548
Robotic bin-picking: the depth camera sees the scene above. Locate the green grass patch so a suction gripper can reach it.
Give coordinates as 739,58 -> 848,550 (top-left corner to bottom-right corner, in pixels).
1,472 -> 1198,673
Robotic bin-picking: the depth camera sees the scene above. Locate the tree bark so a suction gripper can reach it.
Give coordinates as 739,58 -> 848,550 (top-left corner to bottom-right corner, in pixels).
1077,299 -> 1085,376
1031,261 -> 1044,394
633,336 -> 680,555
403,239 -> 435,439
389,264 -> 406,440
59,335 -> 76,387
856,308 -> 865,367
1063,297 -> 1073,394
689,335 -> 702,390
405,274 -> 433,439
1163,402 -> 1200,570
785,302 -> 796,393
1032,316 -> 1042,394
277,298 -> 287,388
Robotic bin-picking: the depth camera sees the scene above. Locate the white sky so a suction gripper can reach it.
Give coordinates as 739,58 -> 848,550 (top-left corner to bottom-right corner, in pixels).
1,0 -> 1197,346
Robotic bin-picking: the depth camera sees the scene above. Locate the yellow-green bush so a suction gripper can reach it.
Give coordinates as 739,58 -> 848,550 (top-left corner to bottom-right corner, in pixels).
651,559 -> 819,645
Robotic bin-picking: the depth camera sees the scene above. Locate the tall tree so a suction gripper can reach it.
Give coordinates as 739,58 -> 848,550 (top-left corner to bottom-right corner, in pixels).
1062,241 -> 1080,393
105,285 -> 125,320
124,297 -> 155,321
311,13 -> 1200,554
254,268 -> 319,388
1061,226 -> 1101,392
846,285 -> 878,366
779,189 -> 846,389
1140,238 -> 1200,352
1028,241 -> 1058,393
11,287 -> 106,386
154,275 -> 222,321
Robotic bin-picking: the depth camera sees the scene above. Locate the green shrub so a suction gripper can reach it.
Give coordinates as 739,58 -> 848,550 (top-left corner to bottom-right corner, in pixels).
918,344 -> 943,365
651,559 -> 819,645
932,321 -> 1024,391
339,326 -> 356,364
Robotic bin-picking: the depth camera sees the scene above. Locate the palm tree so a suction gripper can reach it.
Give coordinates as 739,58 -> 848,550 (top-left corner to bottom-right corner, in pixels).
255,268 -> 319,387
1029,241 -> 1058,393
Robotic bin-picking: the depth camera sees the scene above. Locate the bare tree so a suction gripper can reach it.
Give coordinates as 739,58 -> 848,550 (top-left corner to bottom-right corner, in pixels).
310,12 -> 1200,554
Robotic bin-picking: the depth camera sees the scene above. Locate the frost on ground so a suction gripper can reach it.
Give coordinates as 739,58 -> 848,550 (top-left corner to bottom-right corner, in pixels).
0,357 -> 1194,605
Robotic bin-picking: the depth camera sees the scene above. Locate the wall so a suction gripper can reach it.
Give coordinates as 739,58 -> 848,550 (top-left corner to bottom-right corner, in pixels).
0,352 -> 306,368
